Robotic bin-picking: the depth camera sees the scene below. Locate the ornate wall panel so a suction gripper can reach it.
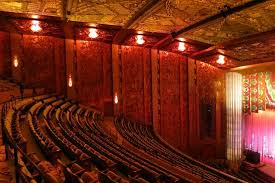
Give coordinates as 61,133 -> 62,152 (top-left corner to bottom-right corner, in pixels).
197,61 -> 225,140
0,31 -> 11,76
23,35 -> 56,91
54,38 -> 66,94
121,46 -> 152,125
159,51 -> 188,151
76,40 -> 112,112
10,33 -> 23,81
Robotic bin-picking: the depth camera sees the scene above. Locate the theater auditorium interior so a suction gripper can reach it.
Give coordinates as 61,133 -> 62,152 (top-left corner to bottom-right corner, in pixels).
0,0 -> 275,183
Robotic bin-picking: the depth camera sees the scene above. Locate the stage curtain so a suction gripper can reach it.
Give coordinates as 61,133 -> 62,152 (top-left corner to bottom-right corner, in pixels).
244,109 -> 275,165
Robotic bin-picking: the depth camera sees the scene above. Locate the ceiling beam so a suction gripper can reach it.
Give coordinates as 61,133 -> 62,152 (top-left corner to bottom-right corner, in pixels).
124,0 -> 164,29
172,0 -> 267,38
154,0 -> 267,49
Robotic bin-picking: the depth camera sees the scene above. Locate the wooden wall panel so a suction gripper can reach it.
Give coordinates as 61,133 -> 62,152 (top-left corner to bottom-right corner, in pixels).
10,33 -> 23,81
0,31 -> 11,77
159,51 -> 188,151
54,39 -> 66,94
23,35 -> 56,92
76,40 -> 112,113
188,58 -> 226,158
121,46 -> 152,125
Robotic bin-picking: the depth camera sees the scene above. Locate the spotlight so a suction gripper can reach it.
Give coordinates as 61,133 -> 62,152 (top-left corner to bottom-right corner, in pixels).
178,42 -> 186,51
31,20 -> 41,32
88,28 -> 98,38
136,35 -> 145,45
217,55 -> 225,65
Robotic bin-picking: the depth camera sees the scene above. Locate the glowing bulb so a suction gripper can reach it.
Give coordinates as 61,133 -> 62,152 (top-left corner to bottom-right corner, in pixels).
136,35 -> 145,45
114,93 -> 118,104
31,20 -> 41,32
13,56 -> 18,68
178,42 -> 186,51
217,55 -> 225,65
88,28 -> 98,38
68,75 -> 73,87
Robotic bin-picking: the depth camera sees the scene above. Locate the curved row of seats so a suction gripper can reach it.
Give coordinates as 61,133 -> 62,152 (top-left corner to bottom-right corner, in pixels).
2,94 -> 248,183
3,95 -> 202,182
114,117 -> 248,183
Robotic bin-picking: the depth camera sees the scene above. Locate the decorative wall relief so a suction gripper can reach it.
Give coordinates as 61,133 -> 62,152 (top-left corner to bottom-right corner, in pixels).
0,31 -> 11,76
121,46 -> 152,124
23,35 -> 56,91
159,51 -> 188,151
76,40 -> 112,112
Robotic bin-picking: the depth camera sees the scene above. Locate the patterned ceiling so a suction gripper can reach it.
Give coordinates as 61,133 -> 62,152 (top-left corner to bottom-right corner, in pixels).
0,0 -> 63,17
67,0 -> 149,26
184,1 -> 275,44
0,0 -> 275,68
131,0 -> 250,33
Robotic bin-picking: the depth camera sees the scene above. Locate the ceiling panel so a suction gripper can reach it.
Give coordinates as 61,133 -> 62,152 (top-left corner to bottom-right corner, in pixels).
184,1 -> 275,44
67,0 -> 149,26
0,0 -> 63,17
131,0 -> 250,33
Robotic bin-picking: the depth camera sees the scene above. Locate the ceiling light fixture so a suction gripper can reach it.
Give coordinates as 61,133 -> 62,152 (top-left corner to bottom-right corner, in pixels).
217,55 -> 225,65
136,35 -> 145,45
31,20 -> 41,32
178,41 -> 186,51
88,28 -> 98,38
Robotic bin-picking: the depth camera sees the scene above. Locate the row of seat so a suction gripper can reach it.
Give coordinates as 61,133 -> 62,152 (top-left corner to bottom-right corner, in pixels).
114,117 -> 247,183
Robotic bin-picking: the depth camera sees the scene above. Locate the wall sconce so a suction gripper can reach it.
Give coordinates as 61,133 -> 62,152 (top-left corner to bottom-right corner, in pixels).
13,56 -> 18,68
31,20 -> 42,32
68,74 -> 73,87
136,35 -> 145,45
178,41 -> 186,51
88,28 -> 98,38
114,92 -> 118,104
217,55 -> 225,65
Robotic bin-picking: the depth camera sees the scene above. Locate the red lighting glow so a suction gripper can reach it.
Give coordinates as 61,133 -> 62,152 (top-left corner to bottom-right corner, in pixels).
136,35 -> 145,45
31,20 -> 42,32
88,28 -> 98,38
